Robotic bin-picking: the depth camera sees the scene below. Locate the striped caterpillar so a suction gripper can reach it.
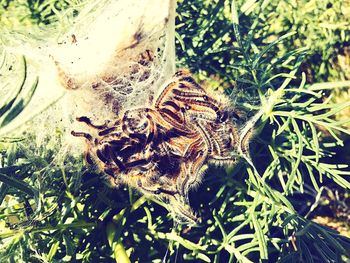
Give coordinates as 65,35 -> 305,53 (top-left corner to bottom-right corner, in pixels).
71,69 -> 245,223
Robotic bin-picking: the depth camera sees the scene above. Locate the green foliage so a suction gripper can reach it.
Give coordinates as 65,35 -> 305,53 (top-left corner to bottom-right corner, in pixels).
0,0 -> 73,26
0,49 -> 38,130
176,0 -> 350,82
0,0 -> 350,262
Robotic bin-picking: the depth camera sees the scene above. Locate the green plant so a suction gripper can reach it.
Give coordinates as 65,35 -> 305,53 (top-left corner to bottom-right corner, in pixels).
0,0 -> 349,262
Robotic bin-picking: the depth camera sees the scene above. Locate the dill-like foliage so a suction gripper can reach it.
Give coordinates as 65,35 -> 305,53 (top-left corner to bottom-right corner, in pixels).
0,0 -> 349,262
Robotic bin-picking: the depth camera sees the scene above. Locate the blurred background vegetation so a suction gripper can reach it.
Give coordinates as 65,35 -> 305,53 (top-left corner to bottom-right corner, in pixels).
0,0 -> 350,262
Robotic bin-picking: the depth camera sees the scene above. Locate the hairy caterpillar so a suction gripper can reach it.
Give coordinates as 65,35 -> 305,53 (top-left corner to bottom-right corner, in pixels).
70,68 -> 243,223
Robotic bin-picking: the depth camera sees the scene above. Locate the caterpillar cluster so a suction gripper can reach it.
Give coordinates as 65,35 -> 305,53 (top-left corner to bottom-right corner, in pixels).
69,67 -> 246,223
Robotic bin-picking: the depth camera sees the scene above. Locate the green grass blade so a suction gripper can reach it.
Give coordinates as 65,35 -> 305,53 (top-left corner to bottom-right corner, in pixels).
0,76 -> 39,128
0,56 -> 26,117
251,212 -> 268,259
0,172 -> 38,196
